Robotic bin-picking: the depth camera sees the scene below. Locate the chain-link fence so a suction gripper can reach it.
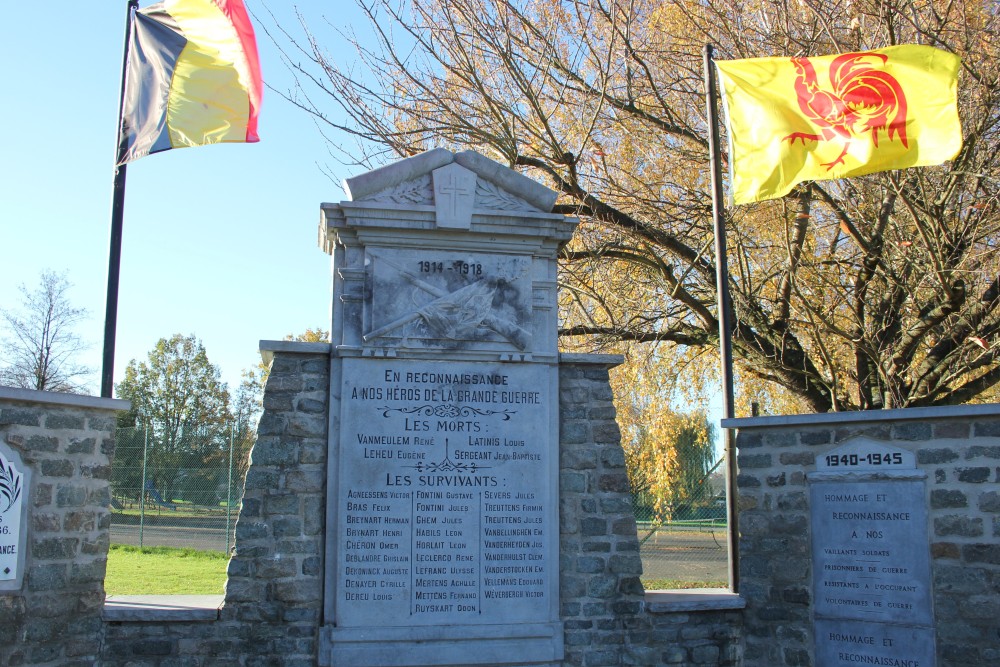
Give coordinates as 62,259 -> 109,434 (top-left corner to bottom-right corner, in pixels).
110,424 -> 255,553
111,421 -> 727,583
632,463 -> 729,587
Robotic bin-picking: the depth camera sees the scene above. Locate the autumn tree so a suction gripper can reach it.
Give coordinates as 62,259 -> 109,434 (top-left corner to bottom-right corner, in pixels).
244,327 -> 331,404
287,328 -> 330,344
0,270 -> 91,393
116,334 -> 233,503
613,349 -> 718,521
270,0 -> 1000,413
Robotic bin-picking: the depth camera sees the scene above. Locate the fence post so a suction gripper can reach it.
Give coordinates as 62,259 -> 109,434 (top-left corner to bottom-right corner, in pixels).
226,422 -> 235,554
139,424 -> 149,549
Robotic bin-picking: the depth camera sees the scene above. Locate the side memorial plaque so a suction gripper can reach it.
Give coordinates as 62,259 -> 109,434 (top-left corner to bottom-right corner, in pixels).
0,445 -> 27,588
335,357 -> 554,628
810,476 -> 932,625
809,439 -> 936,666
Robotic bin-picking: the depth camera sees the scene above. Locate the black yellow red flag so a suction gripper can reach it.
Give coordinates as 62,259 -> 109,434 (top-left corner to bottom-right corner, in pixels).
119,0 -> 263,164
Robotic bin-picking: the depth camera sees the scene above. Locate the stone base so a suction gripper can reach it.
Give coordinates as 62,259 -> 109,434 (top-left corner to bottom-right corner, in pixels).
319,622 -> 564,666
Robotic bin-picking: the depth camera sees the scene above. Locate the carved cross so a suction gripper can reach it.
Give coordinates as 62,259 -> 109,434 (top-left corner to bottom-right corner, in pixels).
438,172 -> 474,217
432,163 -> 477,229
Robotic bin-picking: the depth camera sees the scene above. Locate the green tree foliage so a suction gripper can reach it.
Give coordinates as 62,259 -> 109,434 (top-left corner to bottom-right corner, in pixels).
116,334 -> 233,503
624,412 -> 718,523
271,0 -> 1000,413
0,270 -> 91,392
232,369 -> 264,435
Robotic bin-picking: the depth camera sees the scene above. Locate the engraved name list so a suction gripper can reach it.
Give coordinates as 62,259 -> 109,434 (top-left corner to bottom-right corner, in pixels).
336,358 -> 552,627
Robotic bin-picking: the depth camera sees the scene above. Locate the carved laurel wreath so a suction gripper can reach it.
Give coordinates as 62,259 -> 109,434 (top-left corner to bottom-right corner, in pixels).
475,181 -> 536,211
359,175 -> 538,211
360,176 -> 434,205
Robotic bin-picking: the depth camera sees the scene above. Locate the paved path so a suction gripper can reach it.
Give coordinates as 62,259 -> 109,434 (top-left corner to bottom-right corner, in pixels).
111,524 -> 233,552
637,527 -> 728,582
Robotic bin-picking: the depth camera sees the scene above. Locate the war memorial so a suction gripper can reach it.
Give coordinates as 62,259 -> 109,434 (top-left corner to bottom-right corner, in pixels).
0,149 -> 997,665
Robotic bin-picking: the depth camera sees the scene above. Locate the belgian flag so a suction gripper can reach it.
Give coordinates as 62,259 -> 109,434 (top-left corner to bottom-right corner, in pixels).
118,0 -> 262,164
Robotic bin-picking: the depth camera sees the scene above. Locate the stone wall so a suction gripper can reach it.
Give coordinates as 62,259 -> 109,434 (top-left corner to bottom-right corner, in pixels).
731,406 -> 1000,667
101,344 -> 330,666
559,357 -> 743,667
558,357 -> 646,666
99,347 -> 744,666
0,387 -> 126,667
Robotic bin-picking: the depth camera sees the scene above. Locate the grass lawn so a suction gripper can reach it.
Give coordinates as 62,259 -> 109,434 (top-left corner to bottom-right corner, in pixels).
105,544 -> 229,595
105,544 -> 721,595
641,578 -> 728,590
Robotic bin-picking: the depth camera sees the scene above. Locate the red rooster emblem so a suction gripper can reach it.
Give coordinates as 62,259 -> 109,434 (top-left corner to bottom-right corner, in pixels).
784,52 -> 908,169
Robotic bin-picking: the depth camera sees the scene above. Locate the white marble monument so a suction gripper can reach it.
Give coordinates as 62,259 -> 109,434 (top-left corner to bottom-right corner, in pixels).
317,149 -> 577,667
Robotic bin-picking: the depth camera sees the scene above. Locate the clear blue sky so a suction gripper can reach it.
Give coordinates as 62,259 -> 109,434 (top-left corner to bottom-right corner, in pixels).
0,1 -> 369,396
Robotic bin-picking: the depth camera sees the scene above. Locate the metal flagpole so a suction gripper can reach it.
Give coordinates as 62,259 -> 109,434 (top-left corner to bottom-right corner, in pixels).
101,0 -> 139,398
703,43 -> 740,593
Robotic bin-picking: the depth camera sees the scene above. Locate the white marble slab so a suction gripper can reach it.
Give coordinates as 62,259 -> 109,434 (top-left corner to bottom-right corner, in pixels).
333,358 -> 555,629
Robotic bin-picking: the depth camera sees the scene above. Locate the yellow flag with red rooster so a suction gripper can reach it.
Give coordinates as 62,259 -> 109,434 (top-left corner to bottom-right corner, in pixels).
716,45 -> 962,204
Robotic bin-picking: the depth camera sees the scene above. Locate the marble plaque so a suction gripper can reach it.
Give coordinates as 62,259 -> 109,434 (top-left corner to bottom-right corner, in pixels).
814,618 -> 936,667
810,474 -> 932,624
0,446 -> 26,582
365,248 -> 532,351
816,438 -> 916,472
334,357 -> 555,628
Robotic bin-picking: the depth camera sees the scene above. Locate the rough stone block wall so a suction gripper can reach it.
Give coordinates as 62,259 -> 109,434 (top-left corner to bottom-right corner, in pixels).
0,389 -> 123,667
735,411 -> 1000,667
559,359 -> 646,666
220,350 -> 329,643
100,349 -> 330,666
559,358 -> 742,667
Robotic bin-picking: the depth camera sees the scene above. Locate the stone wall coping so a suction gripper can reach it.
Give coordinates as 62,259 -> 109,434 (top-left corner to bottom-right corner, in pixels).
0,385 -> 129,412
644,589 -> 745,613
259,340 -> 333,365
103,595 -> 224,622
722,402 -> 1000,430
558,352 -> 625,367
255,346 -> 626,369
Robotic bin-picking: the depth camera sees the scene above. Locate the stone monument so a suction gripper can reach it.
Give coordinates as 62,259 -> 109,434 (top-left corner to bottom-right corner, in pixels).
316,148 -> 577,666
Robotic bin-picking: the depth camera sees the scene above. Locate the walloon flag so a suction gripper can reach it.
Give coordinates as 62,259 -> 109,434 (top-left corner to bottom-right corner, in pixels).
118,0 -> 263,164
716,45 -> 961,204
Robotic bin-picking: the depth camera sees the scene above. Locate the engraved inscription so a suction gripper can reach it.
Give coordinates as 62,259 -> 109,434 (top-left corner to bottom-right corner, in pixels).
337,359 -> 552,628
810,471 -> 935,665
811,480 -> 931,624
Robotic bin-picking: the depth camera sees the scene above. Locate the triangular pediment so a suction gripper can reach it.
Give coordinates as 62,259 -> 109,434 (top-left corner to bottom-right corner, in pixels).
341,148 -> 559,215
